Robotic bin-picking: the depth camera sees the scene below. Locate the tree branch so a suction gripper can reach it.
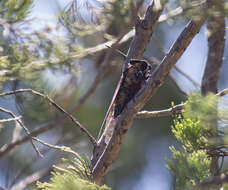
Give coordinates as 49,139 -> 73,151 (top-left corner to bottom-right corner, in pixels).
136,88 -> 228,119
0,118 -> 61,157
0,116 -> 21,123
0,89 -> 97,146
0,107 -> 42,157
92,0 -> 209,184
136,103 -> 185,118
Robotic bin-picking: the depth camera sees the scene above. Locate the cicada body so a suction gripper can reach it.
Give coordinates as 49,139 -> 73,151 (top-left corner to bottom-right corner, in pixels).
103,59 -> 151,144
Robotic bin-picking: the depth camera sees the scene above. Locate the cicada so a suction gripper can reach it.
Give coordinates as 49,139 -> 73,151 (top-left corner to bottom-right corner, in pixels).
101,59 -> 151,144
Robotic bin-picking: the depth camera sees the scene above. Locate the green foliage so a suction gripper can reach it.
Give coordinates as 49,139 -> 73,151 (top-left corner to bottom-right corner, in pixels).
184,92 -> 218,131
167,148 -> 211,190
167,92 -> 219,189
37,171 -> 110,190
171,119 -> 207,152
168,118 -> 211,189
0,0 -> 33,23
0,0 -> 82,84
60,0 -> 137,38
37,156 -> 111,190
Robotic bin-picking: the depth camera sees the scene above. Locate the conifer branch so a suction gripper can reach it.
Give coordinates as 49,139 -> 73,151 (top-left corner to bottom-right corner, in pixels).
0,89 -> 97,147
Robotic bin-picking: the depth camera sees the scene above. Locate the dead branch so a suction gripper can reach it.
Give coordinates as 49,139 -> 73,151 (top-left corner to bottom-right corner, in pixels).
136,103 -> 185,118
0,107 -> 42,157
92,0 -> 209,184
217,88 -> 228,97
0,118 -> 62,157
136,88 -> 228,119
0,116 -> 21,123
0,89 -> 97,146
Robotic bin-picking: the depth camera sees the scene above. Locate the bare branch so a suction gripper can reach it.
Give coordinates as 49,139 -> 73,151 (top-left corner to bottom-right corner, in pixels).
0,89 -> 97,146
136,88 -> 228,119
136,103 -> 185,119
31,137 -> 83,161
0,116 -> 21,123
0,118 -> 61,157
0,107 -> 42,157
216,88 -> 228,97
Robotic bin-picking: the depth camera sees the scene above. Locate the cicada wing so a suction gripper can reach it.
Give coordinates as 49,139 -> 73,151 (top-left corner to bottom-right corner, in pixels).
98,72 -> 124,139
104,107 -> 117,144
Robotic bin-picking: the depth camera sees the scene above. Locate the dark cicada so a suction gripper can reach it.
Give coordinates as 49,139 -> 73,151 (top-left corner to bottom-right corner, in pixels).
102,59 -> 151,144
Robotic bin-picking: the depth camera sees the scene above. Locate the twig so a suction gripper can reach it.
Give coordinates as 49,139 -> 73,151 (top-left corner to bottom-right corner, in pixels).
31,137 -> 82,161
0,118 -> 62,157
136,103 -> 185,119
0,116 -> 21,123
216,88 -> 228,97
135,88 -> 228,119
0,89 -> 97,146
10,169 -> 49,190
0,107 -> 42,157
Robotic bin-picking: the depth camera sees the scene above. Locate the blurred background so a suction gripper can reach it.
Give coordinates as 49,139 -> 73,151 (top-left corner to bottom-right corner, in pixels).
0,0 -> 227,189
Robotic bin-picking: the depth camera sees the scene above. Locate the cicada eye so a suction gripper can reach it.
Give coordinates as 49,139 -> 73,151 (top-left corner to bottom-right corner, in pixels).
140,61 -> 148,71
129,59 -> 149,70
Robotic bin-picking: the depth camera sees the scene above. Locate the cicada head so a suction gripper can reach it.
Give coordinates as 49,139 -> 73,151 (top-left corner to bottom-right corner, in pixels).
129,59 -> 151,79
